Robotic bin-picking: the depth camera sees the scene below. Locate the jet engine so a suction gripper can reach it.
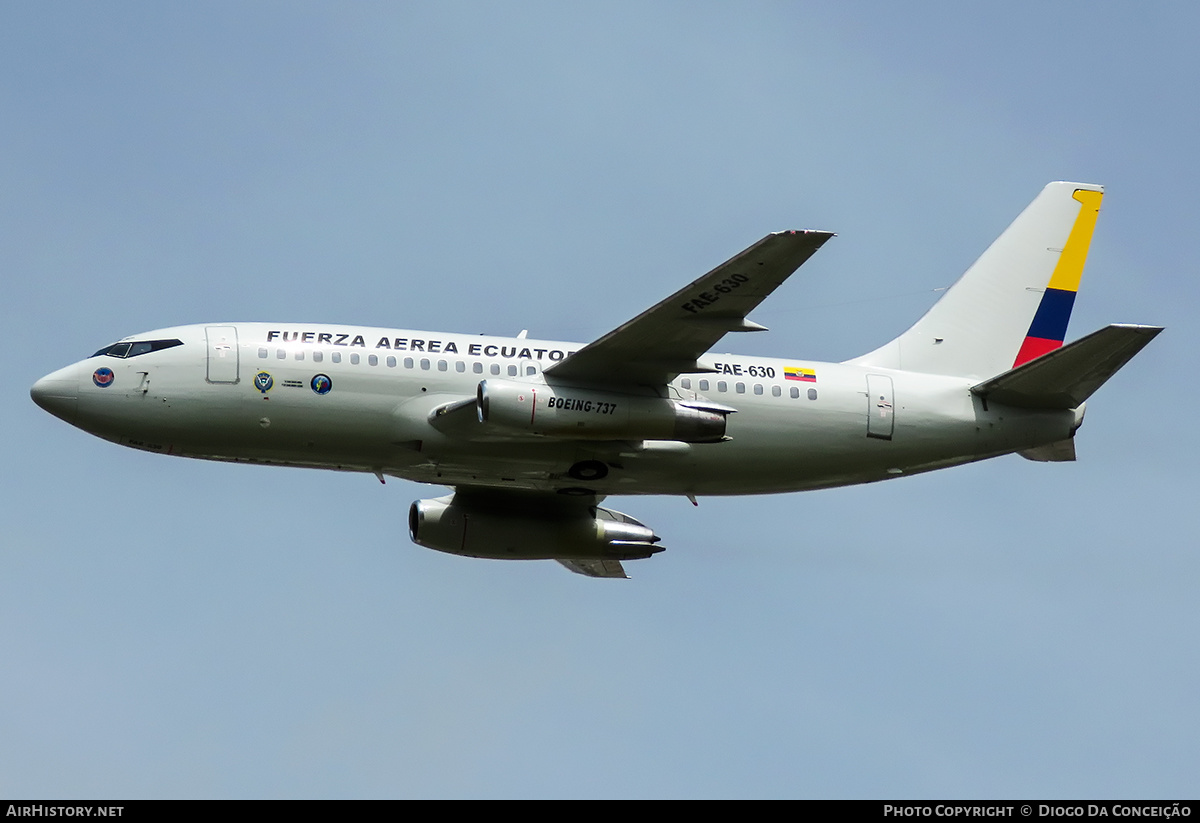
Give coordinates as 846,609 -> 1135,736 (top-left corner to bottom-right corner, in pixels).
408,493 -> 664,561
476,379 -> 730,442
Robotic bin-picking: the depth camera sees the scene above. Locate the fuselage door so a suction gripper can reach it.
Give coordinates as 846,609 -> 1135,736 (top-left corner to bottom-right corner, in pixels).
206,326 -> 240,384
518,356 -> 541,381
866,374 -> 894,440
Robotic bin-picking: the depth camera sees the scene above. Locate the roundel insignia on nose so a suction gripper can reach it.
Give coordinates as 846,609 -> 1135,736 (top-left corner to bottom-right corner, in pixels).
310,374 -> 332,395
92,367 -> 114,388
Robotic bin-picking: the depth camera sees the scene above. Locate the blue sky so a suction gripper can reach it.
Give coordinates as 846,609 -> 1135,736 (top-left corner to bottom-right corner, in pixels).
2,2 -> 1196,798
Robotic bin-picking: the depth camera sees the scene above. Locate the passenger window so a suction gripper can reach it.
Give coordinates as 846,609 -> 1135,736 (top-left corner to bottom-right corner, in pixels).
473,362 -> 483,374
771,385 -> 781,397
698,380 -> 709,391
735,382 -> 745,394
350,353 -> 360,365
526,366 -> 536,376
753,384 -> 763,395
387,356 -> 396,367
332,352 -> 341,364
277,349 -> 286,359
456,361 -> 466,373
368,354 -> 378,366
313,351 -> 323,363
790,386 -> 799,399
681,378 -> 691,390
295,351 -> 305,361
404,357 -> 414,369
438,360 -> 447,371
420,359 -> 430,370
808,388 -> 818,401
490,364 -> 501,375
717,381 -> 727,392
507,365 -> 518,376
258,348 -> 267,359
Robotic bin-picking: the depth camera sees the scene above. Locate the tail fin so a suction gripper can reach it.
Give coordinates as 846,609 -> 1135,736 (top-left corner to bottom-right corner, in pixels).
849,182 -> 1104,379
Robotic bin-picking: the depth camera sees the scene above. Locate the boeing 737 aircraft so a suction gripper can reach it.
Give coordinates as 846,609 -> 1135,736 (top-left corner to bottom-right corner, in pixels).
31,182 -> 1161,577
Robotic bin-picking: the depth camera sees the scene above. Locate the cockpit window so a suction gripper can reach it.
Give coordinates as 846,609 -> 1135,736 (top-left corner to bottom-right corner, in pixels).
94,342 -> 131,358
91,339 -> 184,359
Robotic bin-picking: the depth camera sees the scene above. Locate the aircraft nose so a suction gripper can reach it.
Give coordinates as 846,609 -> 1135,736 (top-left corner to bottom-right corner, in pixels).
31,365 -> 80,424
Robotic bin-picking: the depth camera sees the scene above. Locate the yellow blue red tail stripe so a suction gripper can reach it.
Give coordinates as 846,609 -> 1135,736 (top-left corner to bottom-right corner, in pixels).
1012,189 -> 1103,367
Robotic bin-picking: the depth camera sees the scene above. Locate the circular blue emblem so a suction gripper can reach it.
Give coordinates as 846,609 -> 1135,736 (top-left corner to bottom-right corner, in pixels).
92,367 -> 115,388
310,374 -> 332,395
254,371 -> 274,393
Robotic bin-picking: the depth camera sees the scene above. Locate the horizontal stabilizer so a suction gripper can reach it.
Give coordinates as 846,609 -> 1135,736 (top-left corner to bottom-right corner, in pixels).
972,324 -> 1162,410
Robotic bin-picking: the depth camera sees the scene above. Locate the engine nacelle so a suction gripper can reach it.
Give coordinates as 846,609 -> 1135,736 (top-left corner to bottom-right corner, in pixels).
476,379 -> 729,442
408,494 -> 664,561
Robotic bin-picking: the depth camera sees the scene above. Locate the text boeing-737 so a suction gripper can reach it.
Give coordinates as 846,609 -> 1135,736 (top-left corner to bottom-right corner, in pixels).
31,182 -> 1161,578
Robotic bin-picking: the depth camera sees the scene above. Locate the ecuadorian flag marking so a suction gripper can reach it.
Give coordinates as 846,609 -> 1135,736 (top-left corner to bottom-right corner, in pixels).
1012,188 -> 1103,367
784,367 -> 817,382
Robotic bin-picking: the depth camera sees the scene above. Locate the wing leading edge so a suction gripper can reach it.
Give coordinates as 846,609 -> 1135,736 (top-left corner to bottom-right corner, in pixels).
546,230 -> 834,386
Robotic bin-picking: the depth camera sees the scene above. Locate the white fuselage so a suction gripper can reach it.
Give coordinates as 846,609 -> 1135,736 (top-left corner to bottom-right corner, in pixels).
33,322 -> 1076,497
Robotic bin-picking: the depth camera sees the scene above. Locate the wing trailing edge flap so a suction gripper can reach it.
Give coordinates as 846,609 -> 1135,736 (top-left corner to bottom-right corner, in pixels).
971,324 -> 1163,410
1018,438 -> 1077,462
557,558 -> 629,578
546,230 -> 834,386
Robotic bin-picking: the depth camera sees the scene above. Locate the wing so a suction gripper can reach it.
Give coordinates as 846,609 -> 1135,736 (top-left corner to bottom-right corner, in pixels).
545,230 -> 833,386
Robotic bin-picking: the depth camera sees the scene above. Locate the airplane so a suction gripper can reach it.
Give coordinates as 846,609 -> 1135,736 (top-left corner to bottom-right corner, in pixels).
31,182 -> 1161,578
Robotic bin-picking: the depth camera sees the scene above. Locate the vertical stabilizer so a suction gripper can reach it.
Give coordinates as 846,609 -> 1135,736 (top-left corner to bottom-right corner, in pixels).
849,182 -> 1104,379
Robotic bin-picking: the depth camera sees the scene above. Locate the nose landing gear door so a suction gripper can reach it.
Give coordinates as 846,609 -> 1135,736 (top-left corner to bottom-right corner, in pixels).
206,326 -> 240,384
